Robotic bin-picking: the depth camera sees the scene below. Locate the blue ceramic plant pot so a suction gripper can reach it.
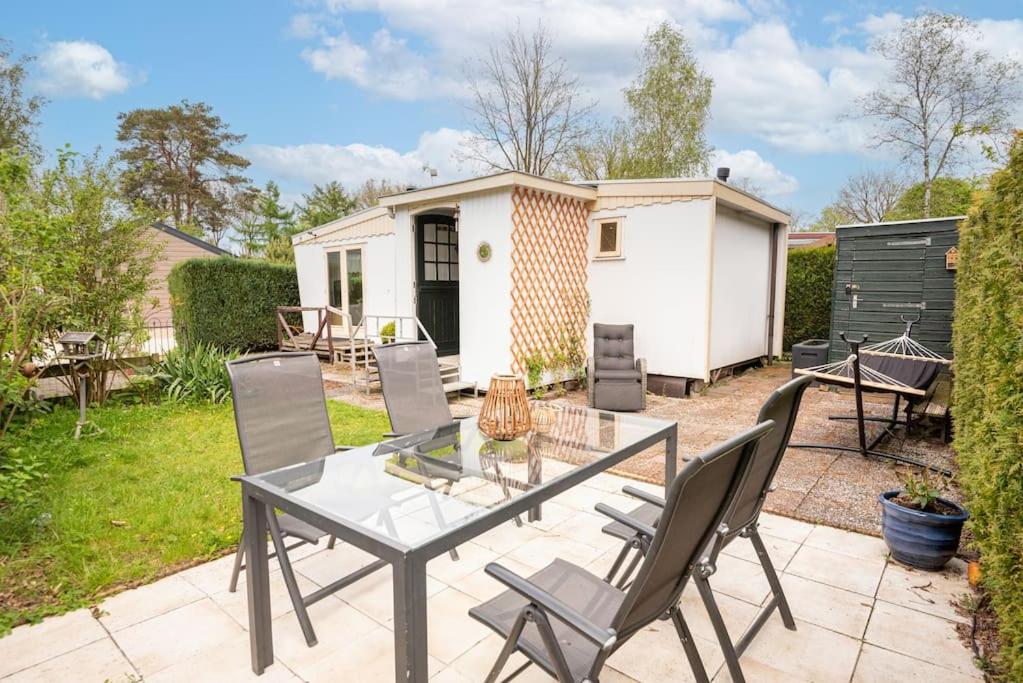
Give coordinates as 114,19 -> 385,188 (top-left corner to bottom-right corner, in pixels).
879,490 -> 968,570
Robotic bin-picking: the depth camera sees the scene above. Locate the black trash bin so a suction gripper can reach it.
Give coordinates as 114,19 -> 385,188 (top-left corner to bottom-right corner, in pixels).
791,339 -> 829,383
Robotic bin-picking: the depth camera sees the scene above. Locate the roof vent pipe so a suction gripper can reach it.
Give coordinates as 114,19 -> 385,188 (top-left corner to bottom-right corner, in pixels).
716,167 -> 730,183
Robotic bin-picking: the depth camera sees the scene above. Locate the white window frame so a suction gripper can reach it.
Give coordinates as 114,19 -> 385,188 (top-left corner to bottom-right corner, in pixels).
594,216 -> 624,259
325,243 -> 366,317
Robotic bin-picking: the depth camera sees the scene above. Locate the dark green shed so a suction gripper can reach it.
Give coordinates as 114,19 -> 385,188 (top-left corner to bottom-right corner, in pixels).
828,216 -> 962,363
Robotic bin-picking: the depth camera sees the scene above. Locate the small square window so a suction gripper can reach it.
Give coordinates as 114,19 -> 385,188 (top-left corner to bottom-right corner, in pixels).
424,263 -> 437,281
596,219 -> 622,258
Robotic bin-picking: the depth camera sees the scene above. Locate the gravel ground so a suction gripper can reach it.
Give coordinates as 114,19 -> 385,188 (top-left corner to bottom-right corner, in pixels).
322,363 -> 958,536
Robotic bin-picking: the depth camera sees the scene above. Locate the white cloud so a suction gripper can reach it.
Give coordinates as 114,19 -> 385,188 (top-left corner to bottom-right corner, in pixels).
296,0 -> 749,105
859,12 -> 903,36
710,148 -> 798,196
36,40 -> 140,99
247,127 -> 480,188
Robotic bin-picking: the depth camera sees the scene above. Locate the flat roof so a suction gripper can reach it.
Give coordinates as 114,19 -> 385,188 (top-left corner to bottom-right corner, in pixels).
378,170 -> 598,207
837,215 -> 966,229
378,171 -> 790,224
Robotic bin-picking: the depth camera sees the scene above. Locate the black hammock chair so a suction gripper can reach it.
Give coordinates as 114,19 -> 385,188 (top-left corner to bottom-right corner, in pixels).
790,316 -> 952,474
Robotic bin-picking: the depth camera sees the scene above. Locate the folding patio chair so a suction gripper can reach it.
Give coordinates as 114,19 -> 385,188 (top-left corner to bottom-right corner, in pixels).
597,374 -> 812,682
227,352 -> 383,647
468,420 -> 775,683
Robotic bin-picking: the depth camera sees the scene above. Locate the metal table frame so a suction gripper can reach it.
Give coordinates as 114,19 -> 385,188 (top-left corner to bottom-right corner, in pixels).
237,415 -> 678,682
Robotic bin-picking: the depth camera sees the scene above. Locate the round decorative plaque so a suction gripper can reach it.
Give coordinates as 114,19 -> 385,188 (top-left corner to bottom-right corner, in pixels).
477,241 -> 492,262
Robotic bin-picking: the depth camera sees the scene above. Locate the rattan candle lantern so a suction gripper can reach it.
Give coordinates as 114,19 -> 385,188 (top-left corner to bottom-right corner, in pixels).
479,374 -> 532,441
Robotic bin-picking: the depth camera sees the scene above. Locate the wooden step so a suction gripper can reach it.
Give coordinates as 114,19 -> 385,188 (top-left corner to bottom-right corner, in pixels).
443,380 -> 477,397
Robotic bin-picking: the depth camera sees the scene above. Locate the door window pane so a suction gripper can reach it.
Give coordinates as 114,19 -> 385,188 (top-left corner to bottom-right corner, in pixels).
346,249 -> 363,323
425,263 -> 437,281
327,252 -> 342,308
425,243 -> 436,261
438,263 -> 449,281
425,224 -> 437,241
451,263 -> 459,280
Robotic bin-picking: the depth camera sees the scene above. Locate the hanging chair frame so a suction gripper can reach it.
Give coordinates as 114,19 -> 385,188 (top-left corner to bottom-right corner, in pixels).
789,320 -> 952,475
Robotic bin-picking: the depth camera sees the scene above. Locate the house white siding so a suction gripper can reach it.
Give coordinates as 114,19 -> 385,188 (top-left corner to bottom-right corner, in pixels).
588,199 -> 714,380
294,233 -> 399,333
454,190 -> 514,385
708,205 -> 774,370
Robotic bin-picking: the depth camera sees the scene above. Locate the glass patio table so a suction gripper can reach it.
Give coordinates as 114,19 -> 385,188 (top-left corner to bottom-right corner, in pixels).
236,401 -> 677,682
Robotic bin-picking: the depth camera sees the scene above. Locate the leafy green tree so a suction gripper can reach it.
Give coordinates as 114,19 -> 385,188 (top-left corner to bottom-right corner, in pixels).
37,150 -> 161,403
0,40 -> 46,158
0,152 -> 67,438
884,177 -> 976,221
116,100 -> 251,243
570,22 -> 712,179
810,206 -> 852,231
623,22 -> 712,178
296,181 -> 355,230
353,178 -> 404,209
232,181 -> 295,259
859,13 -> 1021,216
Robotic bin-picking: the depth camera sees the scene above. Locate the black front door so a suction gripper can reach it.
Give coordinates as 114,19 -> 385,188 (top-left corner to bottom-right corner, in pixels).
416,214 -> 459,355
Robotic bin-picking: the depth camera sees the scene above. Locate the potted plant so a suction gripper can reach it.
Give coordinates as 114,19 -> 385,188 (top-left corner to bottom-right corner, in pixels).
879,473 -> 969,570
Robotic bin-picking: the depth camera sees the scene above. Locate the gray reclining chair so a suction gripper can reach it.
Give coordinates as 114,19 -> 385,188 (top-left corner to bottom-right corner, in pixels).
468,420 -> 775,683
587,323 -> 646,411
227,352 -> 378,648
598,374 -> 812,682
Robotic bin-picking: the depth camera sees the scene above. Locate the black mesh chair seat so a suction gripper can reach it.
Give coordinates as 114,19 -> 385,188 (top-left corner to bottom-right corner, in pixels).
278,513 -> 328,544
594,368 -> 642,382
602,502 -> 660,541
470,558 -> 624,681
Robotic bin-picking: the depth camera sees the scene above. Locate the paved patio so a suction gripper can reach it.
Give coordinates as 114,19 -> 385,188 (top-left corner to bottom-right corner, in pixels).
0,470 -> 978,682
325,363 -> 958,536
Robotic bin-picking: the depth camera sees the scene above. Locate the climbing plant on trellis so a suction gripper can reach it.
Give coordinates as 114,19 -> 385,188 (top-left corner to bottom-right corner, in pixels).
509,187 -> 590,382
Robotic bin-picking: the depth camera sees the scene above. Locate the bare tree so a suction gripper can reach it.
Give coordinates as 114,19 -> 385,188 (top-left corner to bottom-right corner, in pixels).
730,177 -> 765,196
859,13 -> 1021,216
832,169 -> 907,224
461,23 -> 593,176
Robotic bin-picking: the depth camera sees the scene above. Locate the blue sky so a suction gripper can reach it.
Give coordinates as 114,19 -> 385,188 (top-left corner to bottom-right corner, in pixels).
6,1 -> 1022,222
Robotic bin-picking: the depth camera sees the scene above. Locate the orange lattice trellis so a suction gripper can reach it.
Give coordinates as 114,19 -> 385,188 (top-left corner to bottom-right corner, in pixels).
509,186 -> 590,376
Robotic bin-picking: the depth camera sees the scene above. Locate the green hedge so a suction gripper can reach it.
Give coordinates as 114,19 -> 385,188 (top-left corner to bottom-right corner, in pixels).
953,133 -> 1023,679
169,257 -> 300,351
783,245 -> 835,351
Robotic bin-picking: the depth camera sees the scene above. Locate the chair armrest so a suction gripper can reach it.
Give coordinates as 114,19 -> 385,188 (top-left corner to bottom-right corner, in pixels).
383,431 -> 403,439
334,445 -> 357,452
636,358 -> 647,410
587,357 -> 596,407
593,503 -> 657,539
484,563 -> 618,651
621,485 -> 665,508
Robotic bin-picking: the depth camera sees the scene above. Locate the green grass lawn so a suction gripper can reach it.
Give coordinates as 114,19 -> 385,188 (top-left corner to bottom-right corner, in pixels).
0,399 -> 390,633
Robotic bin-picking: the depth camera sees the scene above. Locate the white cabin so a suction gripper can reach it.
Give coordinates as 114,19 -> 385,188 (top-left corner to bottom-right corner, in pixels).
292,171 -> 789,393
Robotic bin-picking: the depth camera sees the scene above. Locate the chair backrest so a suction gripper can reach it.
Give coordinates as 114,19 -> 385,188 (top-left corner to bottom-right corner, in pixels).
593,323 -> 636,372
725,374 -> 812,534
610,420 -> 774,638
372,341 -> 453,435
226,352 -> 335,476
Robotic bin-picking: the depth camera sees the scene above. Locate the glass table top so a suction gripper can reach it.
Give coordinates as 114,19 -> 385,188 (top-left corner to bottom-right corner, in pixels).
244,402 -> 673,552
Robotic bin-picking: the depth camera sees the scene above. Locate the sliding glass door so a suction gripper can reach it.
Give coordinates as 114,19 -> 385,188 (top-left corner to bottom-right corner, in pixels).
326,246 -> 364,330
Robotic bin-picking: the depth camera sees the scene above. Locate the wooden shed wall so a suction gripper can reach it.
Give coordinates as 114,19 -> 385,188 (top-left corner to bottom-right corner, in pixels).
145,227 -> 222,324
828,219 -> 959,362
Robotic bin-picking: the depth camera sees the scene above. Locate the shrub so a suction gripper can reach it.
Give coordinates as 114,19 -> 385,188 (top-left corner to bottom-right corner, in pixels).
885,177 -> 976,221
380,320 -> 396,344
169,257 -> 299,351
783,245 -> 835,351
154,342 -> 238,404
953,132 -> 1023,679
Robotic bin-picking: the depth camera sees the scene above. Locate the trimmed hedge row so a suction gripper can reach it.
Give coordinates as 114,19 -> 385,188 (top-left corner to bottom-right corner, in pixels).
953,133 -> 1023,679
782,245 -> 835,351
169,257 -> 300,351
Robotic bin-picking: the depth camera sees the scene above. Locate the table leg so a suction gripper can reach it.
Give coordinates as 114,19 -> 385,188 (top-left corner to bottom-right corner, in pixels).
393,556 -> 429,682
244,490 -> 274,675
665,425 -> 678,495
